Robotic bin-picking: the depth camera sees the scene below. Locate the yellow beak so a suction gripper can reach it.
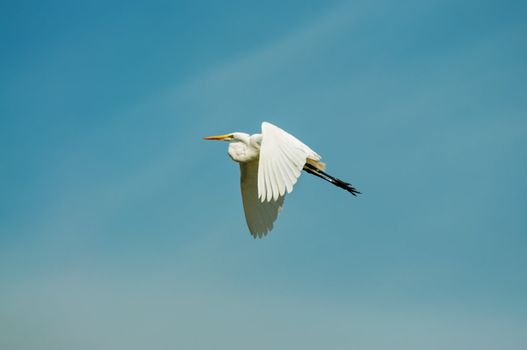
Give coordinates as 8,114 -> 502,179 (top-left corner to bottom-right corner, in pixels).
203,133 -> 232,140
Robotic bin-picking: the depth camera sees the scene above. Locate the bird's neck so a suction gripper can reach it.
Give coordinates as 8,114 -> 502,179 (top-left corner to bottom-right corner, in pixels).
249,133 -> 262,148
227,133 -> 261,163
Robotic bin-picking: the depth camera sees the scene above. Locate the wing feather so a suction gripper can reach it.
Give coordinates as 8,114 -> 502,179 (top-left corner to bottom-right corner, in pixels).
240,161 -> 285,237
257,122 -> 321,202
274,157 -> 290,196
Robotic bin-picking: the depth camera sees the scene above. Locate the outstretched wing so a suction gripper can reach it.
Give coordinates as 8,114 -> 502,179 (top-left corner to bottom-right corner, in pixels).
258,122 -> 321,202
240,161 -> 285,237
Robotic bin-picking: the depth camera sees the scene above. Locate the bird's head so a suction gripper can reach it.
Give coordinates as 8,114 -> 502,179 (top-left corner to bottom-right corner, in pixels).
203,132 -> 249,143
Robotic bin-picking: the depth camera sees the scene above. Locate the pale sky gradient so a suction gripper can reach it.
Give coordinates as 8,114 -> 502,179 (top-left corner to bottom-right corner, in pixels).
1,1 -> 526,349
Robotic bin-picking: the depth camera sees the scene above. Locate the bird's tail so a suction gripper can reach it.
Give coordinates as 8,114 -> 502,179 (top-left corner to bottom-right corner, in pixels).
303,163 -> 361,196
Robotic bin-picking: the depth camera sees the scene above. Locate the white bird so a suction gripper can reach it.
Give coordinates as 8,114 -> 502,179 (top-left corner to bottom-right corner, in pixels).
204,121 -> 360,237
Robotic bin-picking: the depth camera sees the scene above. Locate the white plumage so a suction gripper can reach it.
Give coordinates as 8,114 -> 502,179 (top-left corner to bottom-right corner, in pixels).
240,160 -> 284,237
258,122 -> 321,202
204,121 -> 359,237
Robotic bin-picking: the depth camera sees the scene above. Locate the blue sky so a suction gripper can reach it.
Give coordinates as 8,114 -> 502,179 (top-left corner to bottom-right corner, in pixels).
1,0 -> 526,349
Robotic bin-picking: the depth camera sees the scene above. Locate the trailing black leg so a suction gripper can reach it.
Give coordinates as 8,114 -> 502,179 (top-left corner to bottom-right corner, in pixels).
303,163 -> 361,196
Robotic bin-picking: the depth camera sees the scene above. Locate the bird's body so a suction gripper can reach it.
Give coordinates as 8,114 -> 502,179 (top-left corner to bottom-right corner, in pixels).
204,122 -> 359,237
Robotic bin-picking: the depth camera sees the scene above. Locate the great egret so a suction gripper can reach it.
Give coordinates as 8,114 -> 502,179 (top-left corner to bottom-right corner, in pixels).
204,122 -> 360,237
